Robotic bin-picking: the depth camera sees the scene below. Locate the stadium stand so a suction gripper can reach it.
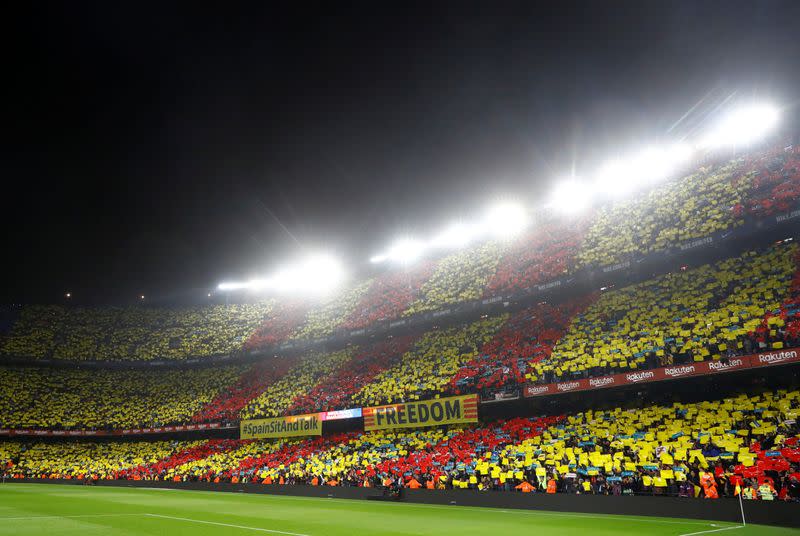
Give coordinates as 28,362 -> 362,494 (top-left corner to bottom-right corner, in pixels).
243,300 -> 309,350
288,335 -> 419,414
450,296 -> 597,395
353,315 -> 508,406
402,242 -> 506,316
342,262 -> 436,329
240,348 -> 355,419
530,242 -> 799,383
736,144 -> 800,218
289,280 -> 374,341
0,303 -> 274,361
0,365 -> 246,429
4,387 -> 799,501
575,157 -> 750,269
1,240 -> 797,432
7,440 -> 200,479
0,143 -> 797,365
485,219 -> 589,297
190,356 -> 301,423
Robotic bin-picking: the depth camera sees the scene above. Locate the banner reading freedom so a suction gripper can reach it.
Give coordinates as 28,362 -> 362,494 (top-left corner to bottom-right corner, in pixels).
240,413 -> 323,439
363,394 -> 478,431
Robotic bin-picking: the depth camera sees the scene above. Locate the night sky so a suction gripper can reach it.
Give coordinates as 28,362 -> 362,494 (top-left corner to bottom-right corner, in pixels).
3,1 -> 799,305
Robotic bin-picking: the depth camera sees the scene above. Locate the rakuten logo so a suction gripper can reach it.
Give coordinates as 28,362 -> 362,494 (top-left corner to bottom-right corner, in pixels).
664,365 -> 695,377
625,371 -> 655,383
707,358 -> 745,371
757,350 -> 799,365
589,377 -> 615,388
527,385 -> 551,396
556,381 -> 581,392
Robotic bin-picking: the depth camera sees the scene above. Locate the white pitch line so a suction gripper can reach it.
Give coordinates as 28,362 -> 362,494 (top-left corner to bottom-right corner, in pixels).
145,513 -> 311,536
679,525 -> 745,536
0,513 -> 142,521
126,487 -> 729,528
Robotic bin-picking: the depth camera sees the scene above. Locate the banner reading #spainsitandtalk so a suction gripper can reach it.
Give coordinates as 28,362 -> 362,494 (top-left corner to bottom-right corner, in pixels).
240,413 -> 323,439
362,394 -> 478,431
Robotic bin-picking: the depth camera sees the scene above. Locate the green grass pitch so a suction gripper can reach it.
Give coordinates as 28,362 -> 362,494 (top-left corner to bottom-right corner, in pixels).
0,483 -> 797,535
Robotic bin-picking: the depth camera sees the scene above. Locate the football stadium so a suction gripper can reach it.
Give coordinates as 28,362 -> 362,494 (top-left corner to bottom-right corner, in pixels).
4,2 -> 800,535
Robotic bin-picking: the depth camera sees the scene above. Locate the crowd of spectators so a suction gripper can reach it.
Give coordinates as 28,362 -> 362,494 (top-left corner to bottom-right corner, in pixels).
243,301 -> 309,350
353,316 -> 507,406
6,388 -> 800,502
290,281 -> 373,341
735,144 -> 800,218
288,335 -> 418,414
3,145 -> 800,365
190,356 -> 301,424
1,303 -> 274,362
450,297 -> 596,395
485,220 -> 589,297
1,242 -> 797,432
532,243 -> 799,383
751,247 -> 800,351
4,440 -> 200,480
0,364 -> 246,429
576,158 -> 750,269
239,348 -> 355,420
342,263 -> 436,330
403,243 -> 506,316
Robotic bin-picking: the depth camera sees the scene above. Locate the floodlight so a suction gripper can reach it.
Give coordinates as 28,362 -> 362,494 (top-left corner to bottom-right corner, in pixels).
387,238 -> 426,264
594,143 -> 694,197
247,278 -> 271,291
483,202 -> 528,238
549,179 -> 591,214
270,254 -> 346,294
700,103 -> 780,148
217,254 -> 346,295
370,254 -> 387,264
218,281 -> 249,291
594,159 -> 635,196
430,222 -> 477,249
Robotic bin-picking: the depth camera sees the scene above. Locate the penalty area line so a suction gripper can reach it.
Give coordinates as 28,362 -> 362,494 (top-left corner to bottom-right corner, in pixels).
144,513 -> 311,536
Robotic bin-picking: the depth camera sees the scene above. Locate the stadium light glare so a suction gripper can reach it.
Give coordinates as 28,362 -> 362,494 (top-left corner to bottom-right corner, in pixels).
217,281 -> 249,291
483,202 -> 528,238
430,222 -> 478,249
370,254 -> 387,264
700,103 -> 780,149
269,254 -> 346,293
593,143 -> 694,197
246,278 -> 271,291
594,158 -> 635,196
218,254 -> 346,294
387,238 -> 427,264
549,179 -> 591,214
